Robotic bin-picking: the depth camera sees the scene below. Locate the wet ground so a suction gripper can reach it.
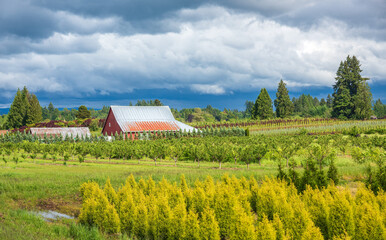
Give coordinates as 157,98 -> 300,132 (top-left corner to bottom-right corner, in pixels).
32,210 -> 74,222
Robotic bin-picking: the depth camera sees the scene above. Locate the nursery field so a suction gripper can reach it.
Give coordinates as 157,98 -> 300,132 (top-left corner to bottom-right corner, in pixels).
0,130 -> 384,239
0,155 -> 371,240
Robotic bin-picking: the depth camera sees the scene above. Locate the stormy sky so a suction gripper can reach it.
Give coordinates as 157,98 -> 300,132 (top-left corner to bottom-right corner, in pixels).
0,0 -> 385,110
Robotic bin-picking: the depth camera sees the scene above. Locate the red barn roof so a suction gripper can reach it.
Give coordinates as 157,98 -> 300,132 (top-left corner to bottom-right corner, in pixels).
102,106 -> 195,135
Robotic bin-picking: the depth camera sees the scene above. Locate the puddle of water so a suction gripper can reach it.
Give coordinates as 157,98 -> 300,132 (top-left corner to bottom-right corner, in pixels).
32,210 -> 74,222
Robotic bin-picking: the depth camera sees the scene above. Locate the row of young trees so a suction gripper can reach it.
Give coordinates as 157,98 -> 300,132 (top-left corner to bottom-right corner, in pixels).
78,175 -> 385,239
2,133 -> 384,189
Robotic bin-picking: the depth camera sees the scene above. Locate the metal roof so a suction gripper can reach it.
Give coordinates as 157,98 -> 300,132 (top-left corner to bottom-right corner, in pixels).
30,127 -> 91,138
110,106 -> 196,132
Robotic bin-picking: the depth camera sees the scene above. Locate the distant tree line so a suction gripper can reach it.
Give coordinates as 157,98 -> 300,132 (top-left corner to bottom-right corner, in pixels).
129,99 -> 163,106
247,55 -> 384,120
5,87 -> 42,129
3,87 -> 109,129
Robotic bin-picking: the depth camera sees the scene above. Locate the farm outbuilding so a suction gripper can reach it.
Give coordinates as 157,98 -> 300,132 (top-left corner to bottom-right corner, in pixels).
29,127 -> 91,139
102,106 -> 196,136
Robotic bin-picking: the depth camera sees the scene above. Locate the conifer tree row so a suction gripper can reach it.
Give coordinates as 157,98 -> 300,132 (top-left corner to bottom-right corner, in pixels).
6,87 -> 42,129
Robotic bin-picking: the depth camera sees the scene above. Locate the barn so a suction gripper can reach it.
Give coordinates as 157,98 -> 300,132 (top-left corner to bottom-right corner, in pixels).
102,106 -> 195,136
29,127 -> 91,139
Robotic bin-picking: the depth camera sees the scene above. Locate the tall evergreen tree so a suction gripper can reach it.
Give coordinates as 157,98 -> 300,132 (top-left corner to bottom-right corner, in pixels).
326,94 -> 333,108
6,89 -> 24,129
332,55 -> 372,119
332,86 -> 352,119
48,102 -> 55,120
253,88 -> 273,119
244,101 -> 254,118
42,107 -> 49,120
320,98 -> 326,106
352,82 -> 372,119
274,80 -> 293,118
6,87 -> 43,128
26,94 -> 43,124
373,99 -> 386,118
20,86 -> 30,125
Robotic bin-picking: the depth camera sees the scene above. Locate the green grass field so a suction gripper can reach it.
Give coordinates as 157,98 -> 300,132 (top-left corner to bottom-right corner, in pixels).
0,152 -> 369,239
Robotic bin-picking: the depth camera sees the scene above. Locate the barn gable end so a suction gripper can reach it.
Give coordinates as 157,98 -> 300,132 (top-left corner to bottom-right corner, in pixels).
102,108 -> 122,136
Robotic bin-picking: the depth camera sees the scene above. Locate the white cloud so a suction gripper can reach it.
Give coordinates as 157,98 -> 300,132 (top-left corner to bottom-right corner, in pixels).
0,5 -> 385,96
191,84 -> 226,94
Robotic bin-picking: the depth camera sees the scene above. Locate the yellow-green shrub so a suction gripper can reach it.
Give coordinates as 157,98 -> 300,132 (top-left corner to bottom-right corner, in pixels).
354,202 -> 384,240
328,192 -> 355,239
256,215 -> 276,240
302,186 -> 330,238
185,210 -> 200,240
104,177 -> 118,206
77,175 -> 385,239
132,194 -> 148,240
199,207 -> 220,240
228,202 -> 256,240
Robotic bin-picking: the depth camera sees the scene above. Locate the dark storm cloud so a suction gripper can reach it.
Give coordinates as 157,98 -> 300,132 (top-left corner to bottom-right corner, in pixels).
0,0 -> 385,109
0,0 -> 132,40
275,0 -> 386,39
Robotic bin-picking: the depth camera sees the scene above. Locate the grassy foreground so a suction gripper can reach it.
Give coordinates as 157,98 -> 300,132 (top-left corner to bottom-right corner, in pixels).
0,155 -> 368,239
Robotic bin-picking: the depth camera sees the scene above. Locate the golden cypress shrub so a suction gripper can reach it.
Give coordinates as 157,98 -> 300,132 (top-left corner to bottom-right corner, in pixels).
153,196 -> 172,240
125,174 -> 137,189
354,202 -> 384,240
256,215 -> 276,240
376,190 -> 386,228
200,207 -> 220,240
228,202 -> 256,240
332,232 -> 352,240
286,195 -> 315,239
132,194 -> 148,240
203,176 -> 216,208
185,210 -> 201,240
78,197 -> 98,226
118,194 -> 136,235
272,214 -> 290,240
104,177 -> 118,206
300,224 -> 324,240
138,177 -> 147,192
169,200 -> 187,240
79,181 -> 100,200
302,186 -> 330,238
96,202 -> 121,234
180,174 -> 188,192
213,184 -> 237,238
355,186 -> 377,206
251,178 -> 295,233
328,192 -> 355,239
146,177 -> 156,195
191,186 -> 208,215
